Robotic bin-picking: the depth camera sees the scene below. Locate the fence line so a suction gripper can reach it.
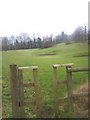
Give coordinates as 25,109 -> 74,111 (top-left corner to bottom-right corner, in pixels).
10,63 -> 89,118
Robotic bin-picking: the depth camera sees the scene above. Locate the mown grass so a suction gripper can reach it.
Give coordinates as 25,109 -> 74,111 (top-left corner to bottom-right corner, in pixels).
2,42 -> 88,118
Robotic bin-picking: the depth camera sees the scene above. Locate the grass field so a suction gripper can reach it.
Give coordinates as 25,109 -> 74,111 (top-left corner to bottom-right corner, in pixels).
2,42 -> 88,118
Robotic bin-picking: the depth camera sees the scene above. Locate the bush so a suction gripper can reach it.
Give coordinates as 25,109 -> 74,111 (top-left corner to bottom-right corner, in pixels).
65,41 -> 72,45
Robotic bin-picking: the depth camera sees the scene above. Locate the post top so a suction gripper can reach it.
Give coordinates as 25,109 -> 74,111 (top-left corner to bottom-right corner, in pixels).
53,63 -> 74,68
18,66 -> 38,70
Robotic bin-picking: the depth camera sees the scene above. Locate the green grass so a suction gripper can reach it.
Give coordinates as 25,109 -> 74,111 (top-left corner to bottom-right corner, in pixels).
2,42 -> 88,118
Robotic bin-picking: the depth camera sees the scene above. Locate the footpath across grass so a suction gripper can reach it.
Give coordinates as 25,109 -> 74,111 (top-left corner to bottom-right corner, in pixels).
2,42 -> 88,118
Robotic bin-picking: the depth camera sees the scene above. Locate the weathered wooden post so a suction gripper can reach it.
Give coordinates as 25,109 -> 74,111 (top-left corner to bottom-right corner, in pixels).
18,69 -> 25,118
33,67 -> 41,118
10,64 -> 20,118
66,66 -> 74,112
53,66 -> 59,117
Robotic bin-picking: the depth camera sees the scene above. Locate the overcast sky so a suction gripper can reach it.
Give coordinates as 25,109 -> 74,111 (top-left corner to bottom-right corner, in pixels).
0,0 -> 89,37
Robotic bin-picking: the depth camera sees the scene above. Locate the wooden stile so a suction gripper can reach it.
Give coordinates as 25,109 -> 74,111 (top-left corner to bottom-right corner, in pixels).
53,63 -> 74,117
10,65 -> 41,118
10,63 -> 89,118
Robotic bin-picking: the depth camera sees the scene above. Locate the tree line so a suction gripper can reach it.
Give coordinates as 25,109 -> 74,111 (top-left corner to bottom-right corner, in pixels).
1,25 -> 88,51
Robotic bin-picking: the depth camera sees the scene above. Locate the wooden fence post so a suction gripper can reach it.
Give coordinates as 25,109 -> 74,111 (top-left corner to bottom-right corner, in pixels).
66,66 -> 74,112
18,69 -> 25,118
53,66 -> 59,117
10,64 -> 20,118
33,68 -> 41,118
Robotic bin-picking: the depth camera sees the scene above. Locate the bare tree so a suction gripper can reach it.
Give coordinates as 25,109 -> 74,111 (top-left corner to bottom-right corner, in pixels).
72,26 -> 85,42
2,37 -> 9,51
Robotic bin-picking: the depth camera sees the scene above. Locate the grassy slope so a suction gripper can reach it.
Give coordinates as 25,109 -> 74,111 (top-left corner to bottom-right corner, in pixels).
2,42 -> 88,118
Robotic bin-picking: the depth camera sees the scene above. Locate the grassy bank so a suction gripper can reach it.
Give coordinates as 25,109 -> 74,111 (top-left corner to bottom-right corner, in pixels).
2,42 -> 88,118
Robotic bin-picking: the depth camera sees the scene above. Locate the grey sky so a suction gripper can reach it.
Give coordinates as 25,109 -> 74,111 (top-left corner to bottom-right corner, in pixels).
0,0 -> 88,37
